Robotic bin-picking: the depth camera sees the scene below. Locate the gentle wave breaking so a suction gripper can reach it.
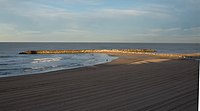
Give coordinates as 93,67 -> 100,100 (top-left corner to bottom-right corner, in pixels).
32,57 -> 62,63
0,53 -> 117,77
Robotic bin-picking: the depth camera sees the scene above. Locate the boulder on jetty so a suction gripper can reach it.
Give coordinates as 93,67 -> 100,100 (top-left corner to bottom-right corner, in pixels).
19,51 -> 38,54
19,49 -> 156,54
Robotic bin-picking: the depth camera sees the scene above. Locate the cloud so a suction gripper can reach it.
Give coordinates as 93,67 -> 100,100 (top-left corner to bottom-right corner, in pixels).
131,27 -> 200,42
0,23 -> 20,35
0,0 -> 173,21
0,23 -> 41,36
63,0 -> 102,5
0,23 -> 43,42
22,31 -> 41,34
99,9 -> 148,16
87,6 -> 174,20
0,0 -> 199,43
4,3 -> 77,21
183,27 -> 200,32
150,28 -> 181,33
62,29 -> 90,33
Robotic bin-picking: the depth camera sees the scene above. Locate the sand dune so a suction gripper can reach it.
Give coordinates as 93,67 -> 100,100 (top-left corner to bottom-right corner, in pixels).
0,54 -> 198,111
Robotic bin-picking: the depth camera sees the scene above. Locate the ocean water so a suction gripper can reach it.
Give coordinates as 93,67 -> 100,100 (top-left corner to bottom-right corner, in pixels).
0,43 -> 199,77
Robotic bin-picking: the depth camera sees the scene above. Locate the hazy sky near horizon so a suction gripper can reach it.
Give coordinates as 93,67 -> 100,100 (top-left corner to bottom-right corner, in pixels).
0,0 -> 200,43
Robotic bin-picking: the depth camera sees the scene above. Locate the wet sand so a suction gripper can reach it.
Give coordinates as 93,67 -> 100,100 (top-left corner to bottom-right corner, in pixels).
0,54 -> 198,111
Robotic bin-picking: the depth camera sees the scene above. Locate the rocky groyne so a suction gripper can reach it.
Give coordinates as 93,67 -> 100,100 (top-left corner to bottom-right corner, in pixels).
19,49 -> 156,54
19,49 -> 200,59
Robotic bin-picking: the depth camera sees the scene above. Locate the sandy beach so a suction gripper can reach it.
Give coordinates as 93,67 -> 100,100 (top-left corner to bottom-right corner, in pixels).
0,53 -> 198,111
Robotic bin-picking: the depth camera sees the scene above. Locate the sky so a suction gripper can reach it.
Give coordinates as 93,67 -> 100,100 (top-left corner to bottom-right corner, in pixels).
0,0 -> 200,43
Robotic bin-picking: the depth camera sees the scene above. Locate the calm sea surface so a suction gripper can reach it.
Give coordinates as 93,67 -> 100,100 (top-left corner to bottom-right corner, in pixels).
0,43 -> 199,77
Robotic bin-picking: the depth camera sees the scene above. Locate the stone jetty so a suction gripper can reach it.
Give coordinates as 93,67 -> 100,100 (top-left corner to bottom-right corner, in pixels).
19,49 -> 156,54
19,49 -> 200,59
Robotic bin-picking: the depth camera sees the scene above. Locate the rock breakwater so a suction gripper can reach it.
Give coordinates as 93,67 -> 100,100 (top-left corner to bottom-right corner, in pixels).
19,49 -> 156,54
19,49 -> 200,59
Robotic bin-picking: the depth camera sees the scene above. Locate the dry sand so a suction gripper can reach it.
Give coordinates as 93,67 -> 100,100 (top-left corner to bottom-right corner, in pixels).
0,54 -> 198,111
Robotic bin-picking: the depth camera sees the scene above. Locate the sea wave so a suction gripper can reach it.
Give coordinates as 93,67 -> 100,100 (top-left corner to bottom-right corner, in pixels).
0,54 -> 117,77
32,57 -> 62,64
0,64 -> 9,65
0,55 -> 17,58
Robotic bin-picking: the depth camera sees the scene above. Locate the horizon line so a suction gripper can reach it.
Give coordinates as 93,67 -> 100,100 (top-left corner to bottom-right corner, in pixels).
0,41 -> 199,44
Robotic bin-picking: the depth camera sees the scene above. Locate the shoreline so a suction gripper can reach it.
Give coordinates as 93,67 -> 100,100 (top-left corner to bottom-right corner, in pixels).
0,53 -> 119,78
0,53 -> 198,110
0,52 -> 199,78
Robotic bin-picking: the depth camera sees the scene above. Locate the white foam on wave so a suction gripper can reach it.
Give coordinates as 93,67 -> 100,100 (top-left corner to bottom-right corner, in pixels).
32,57 -> 62,64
